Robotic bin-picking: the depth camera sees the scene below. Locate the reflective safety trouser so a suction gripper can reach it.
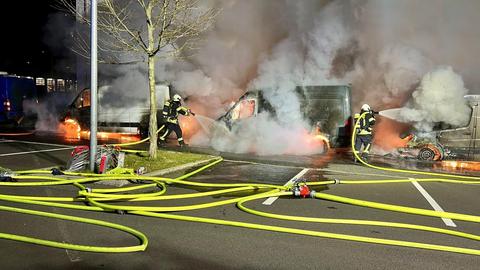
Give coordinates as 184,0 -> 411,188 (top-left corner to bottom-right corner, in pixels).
159,122 -> 184,145
354,134 -> 372,154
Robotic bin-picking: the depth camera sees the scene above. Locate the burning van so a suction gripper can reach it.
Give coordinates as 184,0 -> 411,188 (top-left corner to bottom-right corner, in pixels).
398,95 -> 480,161
60,84 -> 170,140
218,85 -> 352,148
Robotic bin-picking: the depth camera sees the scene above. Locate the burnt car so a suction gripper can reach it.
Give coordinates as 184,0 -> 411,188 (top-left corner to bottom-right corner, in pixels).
396,134 -> 447,161
397,95 -> 480,161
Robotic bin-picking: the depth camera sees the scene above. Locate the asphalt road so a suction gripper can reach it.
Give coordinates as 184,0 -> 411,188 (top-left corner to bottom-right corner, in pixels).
1,133 -> 480,269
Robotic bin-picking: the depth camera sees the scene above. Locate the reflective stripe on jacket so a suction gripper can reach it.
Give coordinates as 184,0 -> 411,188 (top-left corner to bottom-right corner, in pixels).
357,112 -> 376,135
163,100 -> 189,125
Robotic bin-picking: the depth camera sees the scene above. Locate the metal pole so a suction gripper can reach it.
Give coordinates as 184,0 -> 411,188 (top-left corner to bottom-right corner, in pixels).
89,0 -> 98,172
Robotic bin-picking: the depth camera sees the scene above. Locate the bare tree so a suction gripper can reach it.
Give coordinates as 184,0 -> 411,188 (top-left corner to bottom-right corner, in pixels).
57,0 -> 217,158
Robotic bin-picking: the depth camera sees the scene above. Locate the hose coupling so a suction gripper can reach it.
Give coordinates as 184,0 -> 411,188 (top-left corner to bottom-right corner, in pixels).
51,168 -> 65,175
0,169 -> 15,182
292,178 -> 315,198
333,179 -> 341,184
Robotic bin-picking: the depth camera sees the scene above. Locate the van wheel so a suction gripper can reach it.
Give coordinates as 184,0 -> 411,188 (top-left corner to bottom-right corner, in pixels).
418,148 -> 435,161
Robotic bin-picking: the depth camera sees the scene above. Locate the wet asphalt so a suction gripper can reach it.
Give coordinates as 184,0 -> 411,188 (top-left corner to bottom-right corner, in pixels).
1,133 -> 480,269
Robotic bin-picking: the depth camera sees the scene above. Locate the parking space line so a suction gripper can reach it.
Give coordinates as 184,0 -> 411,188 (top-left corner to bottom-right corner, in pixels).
262,168 -> 310,205
223,158 -> 307,169
0,147 -> 73,157
0,139 -> 70,148
411,180 -> 457,227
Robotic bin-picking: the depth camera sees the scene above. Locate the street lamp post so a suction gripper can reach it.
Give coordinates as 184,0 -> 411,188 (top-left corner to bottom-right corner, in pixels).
89,0 -> 98,172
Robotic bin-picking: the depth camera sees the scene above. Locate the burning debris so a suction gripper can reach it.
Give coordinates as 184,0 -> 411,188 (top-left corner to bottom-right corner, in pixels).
58,118 -> 81,140
57,118 -> 140,143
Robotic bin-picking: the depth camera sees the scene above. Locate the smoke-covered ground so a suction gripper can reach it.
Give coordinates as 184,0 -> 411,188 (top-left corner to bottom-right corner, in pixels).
65,0 -> 480,155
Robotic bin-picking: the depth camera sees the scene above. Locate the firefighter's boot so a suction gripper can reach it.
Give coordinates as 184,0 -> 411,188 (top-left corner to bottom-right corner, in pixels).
361,153 -> 370,163
179,139 -> 188,147
353,152 -> 360,163
158,139 -> 166,147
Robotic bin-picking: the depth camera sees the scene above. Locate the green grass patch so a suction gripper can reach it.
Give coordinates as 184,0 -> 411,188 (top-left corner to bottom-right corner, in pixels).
124,149 -> 216,173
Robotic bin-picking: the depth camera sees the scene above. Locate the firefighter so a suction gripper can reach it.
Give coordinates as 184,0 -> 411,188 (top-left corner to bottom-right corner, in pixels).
158,94 -> 194,146
354,103 -> 376,162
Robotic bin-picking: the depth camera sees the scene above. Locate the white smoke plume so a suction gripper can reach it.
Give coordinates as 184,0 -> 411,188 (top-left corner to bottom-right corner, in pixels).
398,67 -> 470,131
206,113 -> 325,155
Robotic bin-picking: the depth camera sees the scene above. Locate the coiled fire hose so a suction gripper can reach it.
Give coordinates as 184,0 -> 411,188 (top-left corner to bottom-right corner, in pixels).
2,113 -> 480,256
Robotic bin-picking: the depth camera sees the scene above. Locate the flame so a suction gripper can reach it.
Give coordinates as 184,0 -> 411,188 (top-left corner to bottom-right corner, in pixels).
373,116 -> 412,151
315,134 -> 331,149
179,116 -> 201,139
80,130 -> 140,142
58,118 -> 81,140
438,160 -> 480,171
58,119 -> 140,143
284,129 -> 329,155
311,125 -> 330,149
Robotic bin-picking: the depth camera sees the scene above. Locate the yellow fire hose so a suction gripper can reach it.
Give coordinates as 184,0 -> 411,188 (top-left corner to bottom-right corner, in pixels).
2,112 -> 480,257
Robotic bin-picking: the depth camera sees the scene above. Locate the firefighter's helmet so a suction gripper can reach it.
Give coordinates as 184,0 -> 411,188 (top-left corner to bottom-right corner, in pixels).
361,104 -> 371,112
172,94 -> 182,102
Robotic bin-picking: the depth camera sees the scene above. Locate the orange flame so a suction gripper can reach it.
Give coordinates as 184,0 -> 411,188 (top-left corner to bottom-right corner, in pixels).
79,130 -> 140,142
439,160 -> 480,171
58,119 -> 140,143
58,118 -> 81,140
179,116 -> 200,139
373,117 -> 412,151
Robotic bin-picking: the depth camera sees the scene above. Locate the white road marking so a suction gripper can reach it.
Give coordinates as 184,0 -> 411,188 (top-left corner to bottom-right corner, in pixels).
0,140 -> 15,143
0,147 -> 73,157
411,179 -> 457,227
45,189 -> 82,262
223,158 -> 306,169
0,139 -> 70,148
262,168 -> 310,205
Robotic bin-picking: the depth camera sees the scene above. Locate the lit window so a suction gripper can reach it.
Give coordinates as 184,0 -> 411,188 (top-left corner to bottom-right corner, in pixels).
47,78 -> 55,92
36,78 -> 45,86
57,79 -> 65,92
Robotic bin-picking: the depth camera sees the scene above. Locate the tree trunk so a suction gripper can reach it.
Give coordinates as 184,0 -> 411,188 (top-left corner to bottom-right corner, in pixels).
147,55 -> 158,158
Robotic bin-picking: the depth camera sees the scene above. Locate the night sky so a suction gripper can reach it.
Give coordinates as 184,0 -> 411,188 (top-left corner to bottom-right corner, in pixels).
0,1 -> 75,79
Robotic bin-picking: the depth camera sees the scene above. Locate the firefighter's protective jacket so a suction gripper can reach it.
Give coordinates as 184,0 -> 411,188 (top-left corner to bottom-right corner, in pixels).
355,111 -> 376,135
162,100 -> 190,125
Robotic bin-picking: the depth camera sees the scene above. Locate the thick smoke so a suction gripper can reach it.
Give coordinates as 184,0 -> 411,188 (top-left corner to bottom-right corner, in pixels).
398,67 -> 470,131
68,0 -> 480,155
217,1 -> 353,155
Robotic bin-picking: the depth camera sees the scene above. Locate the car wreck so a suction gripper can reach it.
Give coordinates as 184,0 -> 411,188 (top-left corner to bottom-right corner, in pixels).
218,85 -> 353,149
395,95 -> 480,161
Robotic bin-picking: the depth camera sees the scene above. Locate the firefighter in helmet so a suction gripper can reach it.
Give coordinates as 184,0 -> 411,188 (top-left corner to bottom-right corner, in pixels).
353,103 -> 376,161
158,94 -> 194,146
